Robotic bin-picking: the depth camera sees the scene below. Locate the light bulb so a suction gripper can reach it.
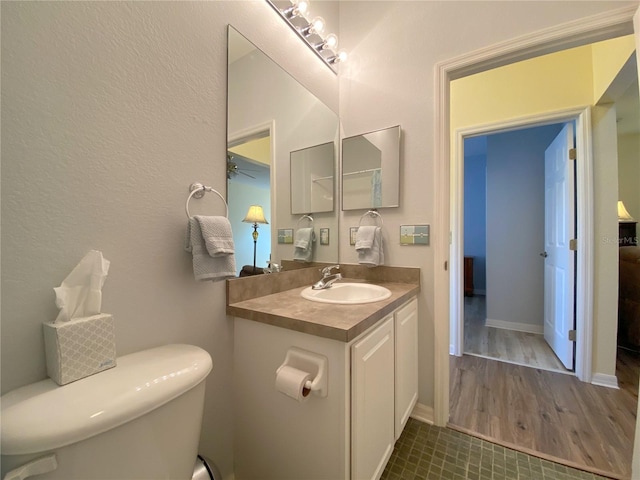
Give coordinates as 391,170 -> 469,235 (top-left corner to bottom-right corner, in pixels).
282,0 -> 310,19
309,16 -> 325,35
336,50 -> 348,62
296,0 -> 310,16
324,34 -> 338,50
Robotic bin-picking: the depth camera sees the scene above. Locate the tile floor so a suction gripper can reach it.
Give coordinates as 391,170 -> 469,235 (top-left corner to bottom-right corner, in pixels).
381,419 -> 610,480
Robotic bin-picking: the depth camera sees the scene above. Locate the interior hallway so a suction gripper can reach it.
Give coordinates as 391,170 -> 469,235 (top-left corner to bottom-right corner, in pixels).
449,294 -> 640,478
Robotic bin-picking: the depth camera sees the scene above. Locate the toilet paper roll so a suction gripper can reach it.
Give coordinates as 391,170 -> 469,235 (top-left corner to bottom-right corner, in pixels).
275,365 -> 312,402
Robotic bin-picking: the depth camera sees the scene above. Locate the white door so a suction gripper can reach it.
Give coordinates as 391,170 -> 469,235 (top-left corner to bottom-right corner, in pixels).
543,123 -> 576,370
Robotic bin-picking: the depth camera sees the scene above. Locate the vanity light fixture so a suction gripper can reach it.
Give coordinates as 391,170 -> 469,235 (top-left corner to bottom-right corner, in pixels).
266,0 -> 346,72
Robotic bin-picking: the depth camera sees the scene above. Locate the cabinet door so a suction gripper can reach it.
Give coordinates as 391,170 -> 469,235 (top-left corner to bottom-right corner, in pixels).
395,298 -> 418,439
351,316 -> 395,480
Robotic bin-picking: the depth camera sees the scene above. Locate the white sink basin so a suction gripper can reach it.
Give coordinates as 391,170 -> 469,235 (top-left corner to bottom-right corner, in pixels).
300,283 -> 392,305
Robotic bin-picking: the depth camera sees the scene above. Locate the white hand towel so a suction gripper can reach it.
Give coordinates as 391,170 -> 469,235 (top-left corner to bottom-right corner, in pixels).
355,226 -> 377,251
185,218 -> 236,281
293,228 -> 315,262
357,226 -> 384,267
194,215 -> 235,257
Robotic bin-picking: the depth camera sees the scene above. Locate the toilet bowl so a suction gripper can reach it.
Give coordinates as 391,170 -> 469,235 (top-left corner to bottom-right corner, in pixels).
1,344 -> 213,480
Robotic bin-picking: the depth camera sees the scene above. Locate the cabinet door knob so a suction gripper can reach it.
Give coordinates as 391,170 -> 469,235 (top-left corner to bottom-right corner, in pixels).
539,252 -> 548,258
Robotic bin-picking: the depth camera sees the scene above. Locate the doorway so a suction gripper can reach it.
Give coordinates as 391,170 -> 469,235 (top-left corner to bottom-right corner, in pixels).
227,129 -> 273,275
461,122 -> 574,375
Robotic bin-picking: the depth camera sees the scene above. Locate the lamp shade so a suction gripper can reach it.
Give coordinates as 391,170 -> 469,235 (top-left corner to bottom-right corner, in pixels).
618,201 -> 635,222
243,205 -> 269,224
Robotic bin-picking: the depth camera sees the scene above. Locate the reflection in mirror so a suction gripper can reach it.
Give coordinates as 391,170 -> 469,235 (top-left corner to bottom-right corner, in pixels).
342,125 -> 401,211
227,26 -> 339,269
290,142 -> 334,215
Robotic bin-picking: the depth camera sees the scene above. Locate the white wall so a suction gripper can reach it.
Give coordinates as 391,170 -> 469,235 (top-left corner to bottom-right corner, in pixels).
592,104 -> 622,379
0,2 -> 337,479
338,0 -> 638,407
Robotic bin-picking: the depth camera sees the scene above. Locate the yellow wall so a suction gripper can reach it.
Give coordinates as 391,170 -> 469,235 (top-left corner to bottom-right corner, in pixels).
451,34 -> 636,131
228,136 -> 271,166
451,44 -> 594,130
592,35 -> 636,103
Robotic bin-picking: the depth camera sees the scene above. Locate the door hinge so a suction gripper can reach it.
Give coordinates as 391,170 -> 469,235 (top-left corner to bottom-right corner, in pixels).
568,329 -> 577,342
569,239 -> 577,251
569,148 -> 577,160
444,261 -> 448,271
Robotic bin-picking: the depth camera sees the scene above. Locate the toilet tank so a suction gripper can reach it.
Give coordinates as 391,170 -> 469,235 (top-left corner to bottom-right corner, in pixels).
1,344 -> 213,480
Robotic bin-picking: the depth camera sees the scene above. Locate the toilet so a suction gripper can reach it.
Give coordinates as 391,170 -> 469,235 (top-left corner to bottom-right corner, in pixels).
1,344 -> 213,480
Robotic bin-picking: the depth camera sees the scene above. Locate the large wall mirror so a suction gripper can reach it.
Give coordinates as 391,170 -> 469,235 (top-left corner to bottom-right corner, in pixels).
227,26 -> 339,272
342,125 -> 401,210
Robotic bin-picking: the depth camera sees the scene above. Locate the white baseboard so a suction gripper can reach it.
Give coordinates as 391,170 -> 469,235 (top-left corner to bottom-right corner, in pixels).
410,402 -> 434,425
591,373 -> 619,389
486,318 -> 543,334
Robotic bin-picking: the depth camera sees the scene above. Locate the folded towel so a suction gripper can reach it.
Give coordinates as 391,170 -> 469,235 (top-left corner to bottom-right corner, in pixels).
294,228 -> 313,249
194,215 -> 235,257
293,228 -> 315,262
355,226 -> 377,251
357,226 -> 384,267
185,217 -> 236,281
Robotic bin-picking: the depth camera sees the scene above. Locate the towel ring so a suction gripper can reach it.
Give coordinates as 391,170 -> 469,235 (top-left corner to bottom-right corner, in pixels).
185,183 -> 228,218
359,210 -> 383,227
296,214 -> 314,228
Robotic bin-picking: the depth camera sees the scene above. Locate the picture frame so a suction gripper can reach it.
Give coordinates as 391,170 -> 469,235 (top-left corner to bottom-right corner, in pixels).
278,228 -> 294,244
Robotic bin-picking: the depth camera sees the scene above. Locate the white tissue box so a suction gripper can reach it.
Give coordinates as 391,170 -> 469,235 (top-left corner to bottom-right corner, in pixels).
43,313 -> 116,385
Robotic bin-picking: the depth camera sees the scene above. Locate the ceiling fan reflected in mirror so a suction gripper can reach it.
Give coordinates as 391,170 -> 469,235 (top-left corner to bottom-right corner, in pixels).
227,153 -> 258,179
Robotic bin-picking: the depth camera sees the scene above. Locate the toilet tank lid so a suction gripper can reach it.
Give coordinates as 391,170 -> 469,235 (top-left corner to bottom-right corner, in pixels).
1,344 -> 212,455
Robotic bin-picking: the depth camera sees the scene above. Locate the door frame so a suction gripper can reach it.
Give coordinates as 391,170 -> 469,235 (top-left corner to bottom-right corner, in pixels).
450,109 -> 592,378
433,5 -> 638,427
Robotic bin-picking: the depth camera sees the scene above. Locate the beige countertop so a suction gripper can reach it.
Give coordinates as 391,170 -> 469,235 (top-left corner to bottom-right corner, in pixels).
227,279 -> 419,342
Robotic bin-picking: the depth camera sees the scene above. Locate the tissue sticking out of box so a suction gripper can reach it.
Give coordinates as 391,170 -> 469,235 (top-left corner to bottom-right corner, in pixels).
54,250 -> 110,323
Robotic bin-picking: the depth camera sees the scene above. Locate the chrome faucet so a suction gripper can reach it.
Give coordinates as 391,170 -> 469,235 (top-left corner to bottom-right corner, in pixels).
312,265 -> 342,290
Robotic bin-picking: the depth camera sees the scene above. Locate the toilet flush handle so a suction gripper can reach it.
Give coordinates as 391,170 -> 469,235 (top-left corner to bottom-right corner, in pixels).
3,454 -> 57,480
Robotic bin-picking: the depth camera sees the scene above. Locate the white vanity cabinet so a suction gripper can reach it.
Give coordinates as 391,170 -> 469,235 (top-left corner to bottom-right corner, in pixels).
233,296 -> 418,480
351,316 -> 395,480
351,297 -> 419,480
394,298 -> 419,439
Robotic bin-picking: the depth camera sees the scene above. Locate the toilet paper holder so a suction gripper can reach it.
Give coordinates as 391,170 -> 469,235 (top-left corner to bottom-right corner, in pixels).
277,347 -> 328,398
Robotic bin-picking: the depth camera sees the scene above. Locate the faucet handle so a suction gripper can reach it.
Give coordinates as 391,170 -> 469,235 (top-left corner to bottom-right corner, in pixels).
321,265 -> 340,276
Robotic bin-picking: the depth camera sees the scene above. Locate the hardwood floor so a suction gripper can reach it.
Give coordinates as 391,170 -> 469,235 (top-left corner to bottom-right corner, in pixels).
449,352 -> 639,479
464,295 -> 568,373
